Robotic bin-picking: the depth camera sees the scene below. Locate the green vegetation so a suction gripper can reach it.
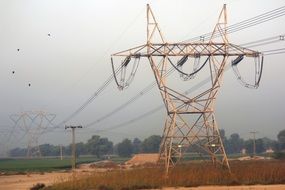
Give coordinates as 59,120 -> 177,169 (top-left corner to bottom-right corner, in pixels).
46,160 -> 285,190
8,129 -> 285,161
0,157 -> 100,172
0,156 -> 130,173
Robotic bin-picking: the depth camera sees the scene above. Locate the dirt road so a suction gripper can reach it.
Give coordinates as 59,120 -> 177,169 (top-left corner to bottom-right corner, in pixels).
0,172 -> 70,190
162,185 -> 285,190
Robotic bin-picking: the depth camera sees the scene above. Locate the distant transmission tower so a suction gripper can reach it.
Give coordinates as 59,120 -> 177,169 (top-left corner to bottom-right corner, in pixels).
0,130 -> 11,157
10,111 -> 56,158
111,4 -> 263,173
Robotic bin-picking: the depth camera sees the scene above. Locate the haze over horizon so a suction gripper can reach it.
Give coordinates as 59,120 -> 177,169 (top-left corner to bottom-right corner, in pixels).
0,0 -> 285,154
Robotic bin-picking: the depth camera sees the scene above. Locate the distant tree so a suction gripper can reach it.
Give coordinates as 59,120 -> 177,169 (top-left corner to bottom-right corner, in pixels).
64,144 -> 72,156
219,129 -> 225,140
9,147 -> 27,157
117,138 -> 133,157
219,129 -> 230,153
277,129 -> 285,143
98,137 -> 113,155
227,133 -> 244,154
261,137 -> 279,151
86,135 -> 113,158
132,138 -> 142,154
39,144 -> 52,156
244,138 -> 265,154
141,135 -> 161,153
76,142 -> 87,157
255,139 -> 266,153
277,129 -> 285,150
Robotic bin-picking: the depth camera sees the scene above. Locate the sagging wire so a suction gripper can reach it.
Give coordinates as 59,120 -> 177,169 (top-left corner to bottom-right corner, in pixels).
111,55 -> 141,90
176,55 -> 202,81
231,54 -> 264,89
168,56 -> 210,80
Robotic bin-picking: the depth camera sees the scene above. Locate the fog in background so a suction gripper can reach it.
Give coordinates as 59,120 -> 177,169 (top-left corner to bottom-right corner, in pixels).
0,0 -> 284,153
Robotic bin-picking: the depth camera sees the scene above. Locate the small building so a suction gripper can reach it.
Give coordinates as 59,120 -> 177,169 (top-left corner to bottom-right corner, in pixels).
265,148 -> 274,153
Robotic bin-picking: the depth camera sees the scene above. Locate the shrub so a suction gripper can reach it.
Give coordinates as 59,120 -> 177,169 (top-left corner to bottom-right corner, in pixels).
30,183 -> 45,190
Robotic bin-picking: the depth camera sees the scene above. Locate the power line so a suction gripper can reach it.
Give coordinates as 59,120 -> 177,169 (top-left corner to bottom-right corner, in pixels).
83,45 -> 285,135
29,45 -> 285,138
262,47 -> 285,53
44,9 -> 146,131
82,34 -> 285,129
84,63 -> 175,128
264,51 -> 285,56
183,5 -> 285,42
45,6 -> 285,134
50,73 -> 115,131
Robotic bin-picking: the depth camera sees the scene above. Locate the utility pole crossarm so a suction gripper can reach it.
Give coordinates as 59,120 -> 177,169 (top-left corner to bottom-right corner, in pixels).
65,125 -> 83,129
112,43 -> 261,57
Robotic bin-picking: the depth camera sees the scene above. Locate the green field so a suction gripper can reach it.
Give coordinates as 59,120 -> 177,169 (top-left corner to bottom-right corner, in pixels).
0,157 -> 99,172
1,154 -> 267,173
0,156 -> 130,173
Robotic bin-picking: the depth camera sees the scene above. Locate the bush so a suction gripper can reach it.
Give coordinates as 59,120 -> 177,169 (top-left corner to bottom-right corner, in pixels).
273,152 -> 285,159
30,183 -> 45,190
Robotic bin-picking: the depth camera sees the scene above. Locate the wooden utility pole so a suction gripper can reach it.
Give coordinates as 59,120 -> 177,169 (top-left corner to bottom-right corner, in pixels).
60,144 -> 63,160
65,125 -> 82,170
250,131 -> 258,157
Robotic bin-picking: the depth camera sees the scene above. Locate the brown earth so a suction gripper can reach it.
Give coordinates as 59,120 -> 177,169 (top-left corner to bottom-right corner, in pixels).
161,185 -> 285,190
0,171 -> 70,190
125,153 -> 159,165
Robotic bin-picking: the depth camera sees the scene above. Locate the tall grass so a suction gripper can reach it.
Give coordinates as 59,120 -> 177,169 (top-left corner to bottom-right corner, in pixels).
46,160 -> 285,190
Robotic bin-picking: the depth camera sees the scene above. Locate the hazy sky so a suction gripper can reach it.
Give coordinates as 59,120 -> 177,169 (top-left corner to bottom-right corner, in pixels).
0,0 -> 285,153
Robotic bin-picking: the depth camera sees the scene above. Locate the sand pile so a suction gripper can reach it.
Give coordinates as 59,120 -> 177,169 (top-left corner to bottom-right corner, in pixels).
125,153 -> 159,166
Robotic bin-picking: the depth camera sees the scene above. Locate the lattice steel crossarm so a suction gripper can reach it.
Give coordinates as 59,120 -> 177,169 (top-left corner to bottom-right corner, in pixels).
112,43 -> 261,57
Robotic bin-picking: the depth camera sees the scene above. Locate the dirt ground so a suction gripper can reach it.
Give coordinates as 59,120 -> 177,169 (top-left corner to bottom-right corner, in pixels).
0,172 -> 70,190
162,185 -> 285,190
125,153 -> 159,165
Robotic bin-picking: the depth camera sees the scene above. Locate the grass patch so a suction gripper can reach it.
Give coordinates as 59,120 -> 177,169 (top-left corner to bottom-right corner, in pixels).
0,157 -> 100,173
46,160 -> 285,190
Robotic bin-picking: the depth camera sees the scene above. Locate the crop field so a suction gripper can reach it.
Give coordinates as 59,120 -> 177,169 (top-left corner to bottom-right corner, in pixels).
0,157 -> 99,172
0,156 -> 130,173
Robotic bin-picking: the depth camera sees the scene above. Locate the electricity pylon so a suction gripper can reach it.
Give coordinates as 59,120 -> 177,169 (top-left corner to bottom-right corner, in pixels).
10,111 -> 56,158
0,130 -> 11,157
111,4 -> 263,174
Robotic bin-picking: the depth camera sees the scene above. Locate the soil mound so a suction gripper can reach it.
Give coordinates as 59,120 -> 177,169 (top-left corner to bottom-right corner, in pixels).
126,153 -> 159,166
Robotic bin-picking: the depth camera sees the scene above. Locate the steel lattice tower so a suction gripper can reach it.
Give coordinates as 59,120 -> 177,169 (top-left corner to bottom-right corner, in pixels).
111,4 -> 263,173
10,111 -> 56,158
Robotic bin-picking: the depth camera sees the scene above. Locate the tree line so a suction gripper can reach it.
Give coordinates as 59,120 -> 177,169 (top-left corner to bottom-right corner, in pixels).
9,129 -> 285,158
